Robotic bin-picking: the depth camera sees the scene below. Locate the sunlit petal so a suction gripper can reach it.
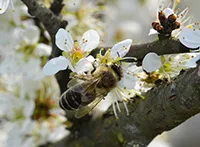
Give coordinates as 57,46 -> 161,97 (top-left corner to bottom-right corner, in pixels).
74,56 -> 94,73
185,54 -> 200,68
118,73 -> 137,89
149,29 -> 159,36
0,0 -> 10,14
142,52 -> 162,72
43,56 -> 70,75
118,65 -> 137,89
179,24 -> 200,49
163,7 -> 174,18
55,28 -> 74,52
80,29 -> 100,51
111,39 -> 132,59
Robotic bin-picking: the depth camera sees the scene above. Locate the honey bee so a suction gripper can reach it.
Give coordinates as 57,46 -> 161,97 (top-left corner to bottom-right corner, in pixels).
59,63 -> 123,118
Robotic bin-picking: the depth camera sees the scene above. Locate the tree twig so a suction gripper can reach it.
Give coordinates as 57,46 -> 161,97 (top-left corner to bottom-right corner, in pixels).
50,0 -> 64,16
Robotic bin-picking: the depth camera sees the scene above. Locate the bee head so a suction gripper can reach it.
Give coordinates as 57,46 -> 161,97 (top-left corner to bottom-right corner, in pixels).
110,63 -> 123,81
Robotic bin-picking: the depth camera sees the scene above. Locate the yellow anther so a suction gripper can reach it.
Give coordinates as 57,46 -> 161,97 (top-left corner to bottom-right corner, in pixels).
187,25 -> 193,29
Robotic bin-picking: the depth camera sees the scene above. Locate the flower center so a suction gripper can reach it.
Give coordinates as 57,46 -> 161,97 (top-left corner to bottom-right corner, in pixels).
71,47 -> 85,63
62,42 -> 87,65
97,49 -> 122,64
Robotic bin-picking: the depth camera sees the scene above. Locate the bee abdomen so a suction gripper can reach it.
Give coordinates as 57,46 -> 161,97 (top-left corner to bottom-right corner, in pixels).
59,89 -> 82,111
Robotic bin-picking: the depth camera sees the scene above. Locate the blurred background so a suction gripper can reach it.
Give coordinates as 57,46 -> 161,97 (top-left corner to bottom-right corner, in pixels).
0,0 -> 200,146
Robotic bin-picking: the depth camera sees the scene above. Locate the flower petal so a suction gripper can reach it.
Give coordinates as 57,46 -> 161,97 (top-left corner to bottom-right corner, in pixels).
185,54 -> 200,68
148,29 -> 159,36
22,25 -> 40,45
80,29 -> 100,51
35,43 -> 52,56
118,73 -> 137,89
118,63 -> 138,89
74,56 -> 94,73
179,24 -> 200,49
0,0 -> 10,14
163,8 -> 174,18
111,39 -> 132,59
43,56 -> 70,75
55,28 -> 74,52
48,126 -> 70,143
142,52 -> 162,72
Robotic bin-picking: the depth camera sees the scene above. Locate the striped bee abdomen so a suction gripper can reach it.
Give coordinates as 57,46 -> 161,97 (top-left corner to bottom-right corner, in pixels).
59,84 -> 84,111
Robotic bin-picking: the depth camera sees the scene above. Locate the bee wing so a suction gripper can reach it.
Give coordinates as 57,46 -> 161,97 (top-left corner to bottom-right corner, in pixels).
75,93 -> 104,118
69,78 -> 100,95
67,79 -> 83,88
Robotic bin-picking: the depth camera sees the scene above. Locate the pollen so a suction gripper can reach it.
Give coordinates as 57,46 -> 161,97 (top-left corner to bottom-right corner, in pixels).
187,25 -> 193,29
72,49 -> 84,62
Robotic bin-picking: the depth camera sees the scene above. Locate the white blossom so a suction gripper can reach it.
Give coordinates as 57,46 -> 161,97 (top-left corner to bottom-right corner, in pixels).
95,39 -> 143,118
142,52 -> 199,80
0,0 -> 14,14
34,43 -> 52,56
179,23 -> 200,49
43,28 -> 100,75
5,119 -> 36,147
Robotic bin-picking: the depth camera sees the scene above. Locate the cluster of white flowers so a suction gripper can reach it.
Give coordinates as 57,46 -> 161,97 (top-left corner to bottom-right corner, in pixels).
0,2 -> 70,147
61,0 -> 106,38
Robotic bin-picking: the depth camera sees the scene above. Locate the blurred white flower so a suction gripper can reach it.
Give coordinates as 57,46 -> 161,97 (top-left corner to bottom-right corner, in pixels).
20,25 -> 40,45
43,28 -> 100,75
48,125 -> 70,143
0,93 -> 35,120
34,43 -> 52,56
0,53 -> 44,80
33,118 -> 69,145
179,23 -> 200,48
6,119 -> 36,147
0,53 -> 44,100
63,0 -> 105,37
0,120 -> 14,147
0,0 -> 14,14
